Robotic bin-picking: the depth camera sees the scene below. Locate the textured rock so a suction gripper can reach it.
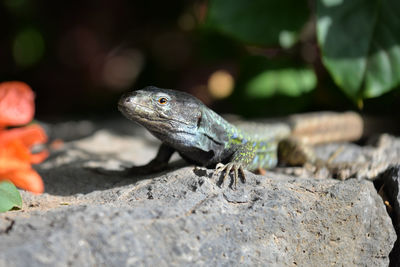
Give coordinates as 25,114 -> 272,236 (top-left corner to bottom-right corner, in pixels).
276,134 -> 400,180
0,125 -> 397,266
376,165 -> 400,266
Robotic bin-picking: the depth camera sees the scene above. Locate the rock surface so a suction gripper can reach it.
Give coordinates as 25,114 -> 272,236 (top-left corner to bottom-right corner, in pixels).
276,134 -> 400,180
0,121 -> 398,266
376,165 -> 400,266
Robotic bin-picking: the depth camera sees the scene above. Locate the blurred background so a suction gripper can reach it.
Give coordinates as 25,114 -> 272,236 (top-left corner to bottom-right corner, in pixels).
1,0 -> 399,121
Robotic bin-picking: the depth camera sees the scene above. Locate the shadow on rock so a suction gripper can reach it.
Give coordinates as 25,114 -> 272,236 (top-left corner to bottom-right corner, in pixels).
36,148 -> 175,196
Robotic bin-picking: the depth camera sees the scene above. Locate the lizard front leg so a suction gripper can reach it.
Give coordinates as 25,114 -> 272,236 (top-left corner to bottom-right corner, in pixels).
214,142 -> 258,189
92,143 -> 175,177
125,143 -> 175,175
214,140 -> 279,188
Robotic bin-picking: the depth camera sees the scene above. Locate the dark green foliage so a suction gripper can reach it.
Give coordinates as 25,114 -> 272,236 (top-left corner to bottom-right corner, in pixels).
205,0 -> 400,105
205,0 -> 309,45
317,0 -> 400,100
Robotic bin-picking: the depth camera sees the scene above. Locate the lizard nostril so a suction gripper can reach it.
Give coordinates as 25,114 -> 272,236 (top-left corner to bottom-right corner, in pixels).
118,94 -> 132,107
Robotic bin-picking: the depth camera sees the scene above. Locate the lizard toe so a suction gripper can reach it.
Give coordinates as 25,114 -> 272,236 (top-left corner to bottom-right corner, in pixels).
213,162 -> 246,189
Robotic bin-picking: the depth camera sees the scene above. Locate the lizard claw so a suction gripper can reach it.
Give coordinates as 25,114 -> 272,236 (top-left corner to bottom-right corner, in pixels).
214,162 -> 246,189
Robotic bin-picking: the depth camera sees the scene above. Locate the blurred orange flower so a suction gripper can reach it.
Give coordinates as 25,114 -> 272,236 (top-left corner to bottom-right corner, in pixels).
0,81 -> 48,194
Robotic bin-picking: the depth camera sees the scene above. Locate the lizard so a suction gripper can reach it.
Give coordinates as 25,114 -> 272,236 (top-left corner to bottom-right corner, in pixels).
117,86 -> 363,188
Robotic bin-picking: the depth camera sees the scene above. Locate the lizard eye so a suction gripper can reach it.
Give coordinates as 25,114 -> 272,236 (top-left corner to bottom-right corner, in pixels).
158,97 -> 168,105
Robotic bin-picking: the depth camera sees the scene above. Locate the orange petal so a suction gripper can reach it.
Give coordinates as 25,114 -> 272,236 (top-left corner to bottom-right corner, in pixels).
0,168 -> 44,194
0,155 -> 31,172
0,124 -> 48,147
50,139 -> 64,150
30,150 -> 49,164
0,81 -> 35,127
0,140 -> 31,171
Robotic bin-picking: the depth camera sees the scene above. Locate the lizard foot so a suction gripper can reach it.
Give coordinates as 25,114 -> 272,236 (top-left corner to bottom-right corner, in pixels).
214,162 -> 246,189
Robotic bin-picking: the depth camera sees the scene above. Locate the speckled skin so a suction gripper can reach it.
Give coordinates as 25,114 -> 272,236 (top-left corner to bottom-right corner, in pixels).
118,86 -> 278,184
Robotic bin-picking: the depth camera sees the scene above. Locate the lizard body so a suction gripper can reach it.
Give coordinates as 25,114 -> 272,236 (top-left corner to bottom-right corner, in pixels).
118,86 -> 279,186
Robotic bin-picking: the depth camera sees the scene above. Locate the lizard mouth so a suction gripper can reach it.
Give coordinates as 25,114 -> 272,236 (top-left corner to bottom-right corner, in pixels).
118,97 -> 195,127
118,93 -> 198,141
118,100 -> 159,122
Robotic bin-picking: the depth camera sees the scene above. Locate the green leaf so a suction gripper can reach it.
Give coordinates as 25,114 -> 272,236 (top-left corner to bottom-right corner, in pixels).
205,0 -> 309,46
246,68 -> 316,98
317,0 -> 400,100
0,181 -> 22,212
237,55 -> 317,98
13,28 -> 45,68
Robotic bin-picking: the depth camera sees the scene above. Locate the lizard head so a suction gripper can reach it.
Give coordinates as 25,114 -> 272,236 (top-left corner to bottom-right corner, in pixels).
118,86 -> 203,143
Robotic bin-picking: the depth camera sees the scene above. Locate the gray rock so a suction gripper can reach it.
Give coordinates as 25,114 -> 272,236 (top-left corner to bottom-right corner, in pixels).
0,128 -> 397,266
277,134 -> 400,180
376,165 -> 400,266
